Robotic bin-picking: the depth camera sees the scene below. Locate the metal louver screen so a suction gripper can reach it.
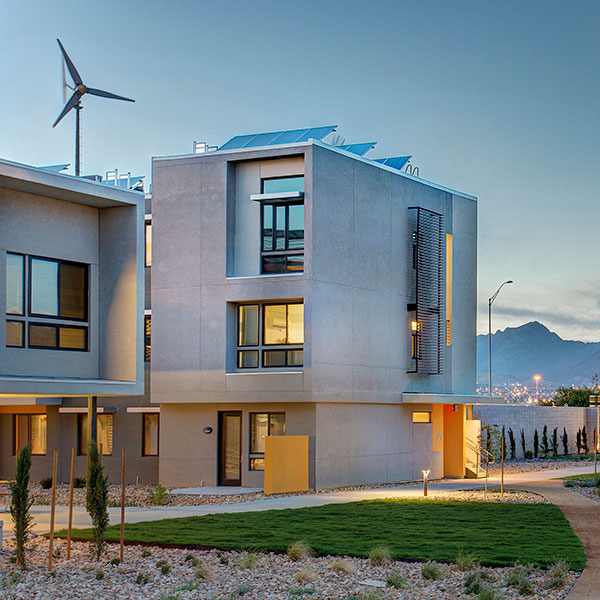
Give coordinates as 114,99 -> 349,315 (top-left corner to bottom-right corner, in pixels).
408,207 -> 444,375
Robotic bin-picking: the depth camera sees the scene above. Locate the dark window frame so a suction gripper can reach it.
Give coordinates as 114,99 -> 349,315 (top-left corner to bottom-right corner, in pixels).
6,320 -> 25,348
249,412 -> 286,471
28,255 -> 89,322
77,413 -> 114,456
236,302 -> 303,370
28,322 -> 88,352
6,252 -> 26,316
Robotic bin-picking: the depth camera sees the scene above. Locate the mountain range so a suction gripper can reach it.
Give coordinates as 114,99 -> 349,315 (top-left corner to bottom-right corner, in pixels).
476,321 -> 600,388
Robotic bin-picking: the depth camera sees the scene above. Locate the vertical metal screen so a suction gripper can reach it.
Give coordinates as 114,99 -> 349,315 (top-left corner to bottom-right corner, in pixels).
407,207 -> 444,375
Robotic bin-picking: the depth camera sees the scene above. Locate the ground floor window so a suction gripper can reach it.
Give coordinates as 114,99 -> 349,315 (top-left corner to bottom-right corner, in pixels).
143,413 -> 159,456
412,411 -> 432,423
13,414 -> 47,455
249,412 -> 285,470
78,414 -> 114,455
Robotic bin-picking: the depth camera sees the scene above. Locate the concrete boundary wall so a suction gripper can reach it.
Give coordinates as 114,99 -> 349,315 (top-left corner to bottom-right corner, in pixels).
473,405 -> 598,458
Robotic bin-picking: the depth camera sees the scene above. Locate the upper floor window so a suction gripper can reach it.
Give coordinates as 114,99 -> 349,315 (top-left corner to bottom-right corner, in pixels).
237,302 -> 303,369
260,176 -> 304,274
5,252 -> 88,351
145,219 -> 152,267
144,314 -> 151,362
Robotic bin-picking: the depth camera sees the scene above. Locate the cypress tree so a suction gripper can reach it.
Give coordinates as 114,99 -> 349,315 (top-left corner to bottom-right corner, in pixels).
576,429 -> 582,454
86,441 -> 109,560
10,445 -> 34,569
551,427 -> 558,457
542,425 -> 550,458
534,429 -> 539,458
561,427 -> 569,456
508,428 -> 516,460
520,429 -> 526,457
582,426 -> 589,454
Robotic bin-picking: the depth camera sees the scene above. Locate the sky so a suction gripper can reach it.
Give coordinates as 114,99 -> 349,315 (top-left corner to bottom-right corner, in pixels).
1,0 -> 599,341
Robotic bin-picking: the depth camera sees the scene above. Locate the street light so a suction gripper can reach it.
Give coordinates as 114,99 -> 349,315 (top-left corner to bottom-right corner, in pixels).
488,281 -> 514,396
533,374 -> 541,402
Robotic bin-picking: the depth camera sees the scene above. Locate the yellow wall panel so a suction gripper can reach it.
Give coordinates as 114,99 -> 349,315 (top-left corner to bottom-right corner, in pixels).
443,404 -> 465,477
432,404 -> 444,453
264,435 -> 309,495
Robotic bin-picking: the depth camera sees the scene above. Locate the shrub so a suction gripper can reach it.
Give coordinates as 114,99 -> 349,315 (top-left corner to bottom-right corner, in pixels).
421,561 -> 445,580
533,430 -> 539,458
148,484 -> 170,506
289,586 -> 317,597
142,549 -> 152,557
177,582 -> 199,592
508,428 -> 516,459
74,477 -> 86,488
541,425 -> 550,458
386,571 -> 409,589
561,428 -> 569,456
288,540 -> 313,561
520,429 -> 526,456
501,427 -> 507,459
234,551 -> 261,569
507,565 -> 527,587
234,584 -> 253,596
456,549 -> 479,571
582,426 -> 589,454
194,562 -> 211,580
545,559 -> 568,589
161,564 -> 171,575
10,445 -> 34,569
576,429 -> 582,454
294,568 -> 318,584
136,572 -> 149,584
552,427 -> 559,457
369,545 -> 392,566
110,557 -> 120,566
464,569 -> 494,595
86,441 -> 109,560
40,477 -> 53,490
477,588 -> 503,600
330,558 -> 356,574
95,570 -> 104,580
524,450 -> 533,459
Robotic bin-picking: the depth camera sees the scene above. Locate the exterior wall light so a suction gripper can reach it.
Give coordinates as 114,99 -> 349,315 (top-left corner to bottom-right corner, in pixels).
422,469 -> 430,496
411,320 -> 419,332
203,427 -> 213,434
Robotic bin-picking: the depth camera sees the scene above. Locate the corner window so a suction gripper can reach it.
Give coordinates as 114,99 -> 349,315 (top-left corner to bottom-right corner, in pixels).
260,176 -> 304,274
143,413 -> 159,456
145,314 -> 151,362
13,414 -> 47,455
78,414 -> 113,455
237,302 -> 303,369
249,412 -> 285,470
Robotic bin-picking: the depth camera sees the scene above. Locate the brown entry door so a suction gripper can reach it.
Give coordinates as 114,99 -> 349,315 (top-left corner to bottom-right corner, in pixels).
218,411 -> 242,486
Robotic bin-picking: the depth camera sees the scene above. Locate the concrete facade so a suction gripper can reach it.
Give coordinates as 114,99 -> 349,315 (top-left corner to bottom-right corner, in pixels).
152,138 -> 481,489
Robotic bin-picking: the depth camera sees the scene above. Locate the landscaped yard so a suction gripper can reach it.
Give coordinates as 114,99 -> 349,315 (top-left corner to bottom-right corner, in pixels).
59,498 -> 586,569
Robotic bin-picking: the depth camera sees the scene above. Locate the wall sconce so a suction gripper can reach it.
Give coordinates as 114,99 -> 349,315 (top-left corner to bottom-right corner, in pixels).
422,469 -> 430,497
453,404 -> 459,412
203,427 -> 213,434
411,320 -> 419,332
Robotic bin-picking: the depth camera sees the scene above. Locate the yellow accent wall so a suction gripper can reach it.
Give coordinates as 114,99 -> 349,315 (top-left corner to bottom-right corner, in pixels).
443,404 -> 465,477
432,405 -> 444,453
264,435 -> 309,495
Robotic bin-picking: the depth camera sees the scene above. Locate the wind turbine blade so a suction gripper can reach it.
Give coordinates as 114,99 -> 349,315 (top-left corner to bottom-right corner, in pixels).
52,92 -> 81,128
56,39 -> 83,86
86,88 -> 135,102
61,59 -> 67,103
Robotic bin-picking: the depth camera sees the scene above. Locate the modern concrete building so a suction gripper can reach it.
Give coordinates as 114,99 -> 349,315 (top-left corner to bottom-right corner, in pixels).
0,159 -> 154,483
151,126 -> 494,489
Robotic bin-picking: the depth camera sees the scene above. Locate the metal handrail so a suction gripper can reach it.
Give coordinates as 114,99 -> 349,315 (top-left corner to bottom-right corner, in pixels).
465,438 -> 496,466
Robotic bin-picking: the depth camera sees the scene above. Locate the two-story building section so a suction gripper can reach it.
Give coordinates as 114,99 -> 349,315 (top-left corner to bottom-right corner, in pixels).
152,126 -> 498,489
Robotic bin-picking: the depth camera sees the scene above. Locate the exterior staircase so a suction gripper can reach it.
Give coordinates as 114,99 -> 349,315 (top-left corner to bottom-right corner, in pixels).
465,437 -> 495,479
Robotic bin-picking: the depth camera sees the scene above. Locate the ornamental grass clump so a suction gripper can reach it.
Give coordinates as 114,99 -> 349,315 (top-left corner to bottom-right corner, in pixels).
330,558 -> 356,574
294,568 -> 318,584
234,551 -> 261,569
10,445 -> 34,569
477,588 -> 504,600
421,561 -> 445,580
456,549 -> 480,571
288,540 -> 314,561
386,571 -> 409,589
86,441 -> 109,560
545,559 -> 568,589
194,562 -> 211,580
369,545 -> 392,566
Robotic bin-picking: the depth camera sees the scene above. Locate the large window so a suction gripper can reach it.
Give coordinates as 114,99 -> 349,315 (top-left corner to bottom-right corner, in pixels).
237,302 -> 303,369
145,220 -> 152,267
5,253 -> 88,351
78,414 -> 113,455
143,413 -> 159,456
144,314 -> 151,362
260,176 -> 304,274
249,412 -> 285,470
13,414 -> 47,455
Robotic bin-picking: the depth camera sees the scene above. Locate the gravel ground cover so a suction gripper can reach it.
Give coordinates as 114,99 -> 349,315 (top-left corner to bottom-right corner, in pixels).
0,537 -> 579,600
430,488 -> 547,504
489,458 -> 594,475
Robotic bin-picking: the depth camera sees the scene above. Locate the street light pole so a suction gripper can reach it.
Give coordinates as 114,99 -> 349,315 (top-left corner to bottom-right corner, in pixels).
488,281 -> 514,396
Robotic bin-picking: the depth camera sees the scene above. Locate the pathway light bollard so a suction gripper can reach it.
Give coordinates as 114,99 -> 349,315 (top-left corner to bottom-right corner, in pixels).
422,469 -> 430,497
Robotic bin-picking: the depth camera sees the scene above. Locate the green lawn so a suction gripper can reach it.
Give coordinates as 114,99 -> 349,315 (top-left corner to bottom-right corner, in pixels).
560,472 -> 597,481
58,499 -> 586,569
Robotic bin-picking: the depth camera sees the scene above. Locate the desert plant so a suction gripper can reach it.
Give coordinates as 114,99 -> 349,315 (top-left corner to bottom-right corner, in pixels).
520,429 -> 526,456
464,569 -> 493,594
73,476 -> 86,488
369,545 -> 392,565
111,557 -> 121,566
477,588 -> 503,600
40,477 -> 53,490
289,586 -> 317,597
194,562 -> 211,580
456,549 -> 480,571
288,540 -> 313,561
234,584 -> 253,596
95,570 -> 104,580
386,571 -> 409,589
148,484 -> 170,506
552,427 -> 559,457
524,450 -> 533,459
582,426 -> 589,454
161,563 -> 171,575
156,559 -> 169,568
86,441 -> 109,560
234,551 -> 261,569
545,559 -> 568,589
294,568 -> 318,584
533,430 -> 539,458
142,549 -> 152,557
330,558 -> 356,574
508,428 -> 516,459
10,445 -> 34,569
177,582 -> 199,592
421,561 -> 445,580
136,572 -> 150,584
541,425 -> 549,458
561,428 -> 569,455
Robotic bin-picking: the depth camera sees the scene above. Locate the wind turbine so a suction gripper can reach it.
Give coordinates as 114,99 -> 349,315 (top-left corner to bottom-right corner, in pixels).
52,39 -> 135,176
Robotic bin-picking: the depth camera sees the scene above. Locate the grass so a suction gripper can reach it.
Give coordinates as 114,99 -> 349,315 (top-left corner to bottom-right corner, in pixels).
57,498 -> 586,569
559,472 -> 598,481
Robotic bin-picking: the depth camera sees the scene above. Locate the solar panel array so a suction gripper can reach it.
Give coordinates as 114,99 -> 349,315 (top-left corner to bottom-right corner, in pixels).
218,126 -> 337,151
374,156 -> 412,171
335,142 -> 377,156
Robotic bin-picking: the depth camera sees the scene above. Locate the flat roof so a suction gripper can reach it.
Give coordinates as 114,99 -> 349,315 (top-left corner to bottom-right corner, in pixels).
153,140 -> 477,202
0,158 -> 143,209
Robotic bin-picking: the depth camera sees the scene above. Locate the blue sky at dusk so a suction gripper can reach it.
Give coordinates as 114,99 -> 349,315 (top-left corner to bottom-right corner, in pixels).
1,0 -> 599,340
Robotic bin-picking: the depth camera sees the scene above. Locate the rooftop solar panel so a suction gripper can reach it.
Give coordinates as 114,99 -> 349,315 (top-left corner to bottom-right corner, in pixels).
374,156 -> 412,171
218,126 -> 336,151
336,142 -> 377,156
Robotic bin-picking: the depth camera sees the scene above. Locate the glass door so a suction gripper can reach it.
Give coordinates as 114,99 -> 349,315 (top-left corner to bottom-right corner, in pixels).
218,411 -> 242,486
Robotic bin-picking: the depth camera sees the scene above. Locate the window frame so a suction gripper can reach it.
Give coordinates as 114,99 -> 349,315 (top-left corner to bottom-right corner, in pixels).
144,314 -> 151,362
6,252 -> 25,316
249,412 -> 286,470
77,413 -> 114,456
13,413 -> 47,456
6,320 -> 25,348
28,322 -> 88,352
145,219 -> 152,267
142,412 -> 160,456
236,302 -> 304,370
